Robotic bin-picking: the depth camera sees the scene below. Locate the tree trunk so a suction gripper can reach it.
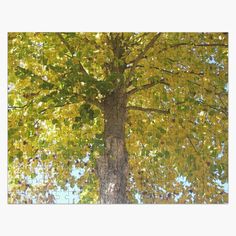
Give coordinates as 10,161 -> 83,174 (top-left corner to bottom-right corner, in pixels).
97,88 -> 128,203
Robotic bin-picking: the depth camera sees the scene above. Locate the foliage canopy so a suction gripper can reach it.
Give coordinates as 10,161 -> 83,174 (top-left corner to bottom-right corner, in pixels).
8,32 -> 228,203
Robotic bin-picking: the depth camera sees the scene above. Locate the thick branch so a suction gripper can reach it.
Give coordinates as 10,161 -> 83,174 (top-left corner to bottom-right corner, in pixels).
126,33 -> 162,86
127,106 -> 170,114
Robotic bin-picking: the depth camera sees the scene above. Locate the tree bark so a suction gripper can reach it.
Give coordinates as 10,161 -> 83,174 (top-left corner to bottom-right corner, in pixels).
97,88 -> 128,203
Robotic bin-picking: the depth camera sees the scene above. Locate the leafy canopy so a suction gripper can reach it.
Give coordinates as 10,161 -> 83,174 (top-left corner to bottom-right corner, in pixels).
8,32 -> 228,203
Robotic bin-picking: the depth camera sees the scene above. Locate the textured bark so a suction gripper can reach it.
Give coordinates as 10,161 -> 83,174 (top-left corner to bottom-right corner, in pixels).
97,89 -> 128,203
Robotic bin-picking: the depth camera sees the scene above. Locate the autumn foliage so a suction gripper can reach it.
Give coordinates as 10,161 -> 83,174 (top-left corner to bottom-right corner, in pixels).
8,33 -> 228,203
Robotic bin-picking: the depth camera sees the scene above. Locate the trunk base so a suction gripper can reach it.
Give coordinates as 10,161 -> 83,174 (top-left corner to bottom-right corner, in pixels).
97,136 -> 128,204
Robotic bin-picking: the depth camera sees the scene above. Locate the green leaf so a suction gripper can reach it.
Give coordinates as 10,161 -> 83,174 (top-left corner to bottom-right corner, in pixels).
40,81 -> 54,90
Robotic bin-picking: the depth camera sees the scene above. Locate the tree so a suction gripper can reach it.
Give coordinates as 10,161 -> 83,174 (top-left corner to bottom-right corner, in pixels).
8,32 -> 228,204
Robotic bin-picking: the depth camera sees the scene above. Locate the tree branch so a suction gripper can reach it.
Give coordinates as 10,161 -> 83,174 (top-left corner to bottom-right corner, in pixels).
56,33 -> 75,55
56,32 -> 89,77
56,33 -> 103,109
82,96 -> 104,111
8,101 -> 33,110
202,103 -> 228,116
179,122 -> 200,154
16,66 -> 53,84
157,42 -> 228,54
39,101 -> 80,114
146,65 -> 204,77
126,33 -> 162,86
134,65 -> 227,97
187,135 -> 200,155
8,104 -> 28,110
127,79 -> 170,97
40,95 -> 103,114
127,106 -> 170,114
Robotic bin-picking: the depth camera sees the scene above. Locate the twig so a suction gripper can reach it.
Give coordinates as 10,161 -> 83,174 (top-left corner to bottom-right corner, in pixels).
127,106 -> 170,114
157,42 -> 228,55
127,79 -> 170,97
